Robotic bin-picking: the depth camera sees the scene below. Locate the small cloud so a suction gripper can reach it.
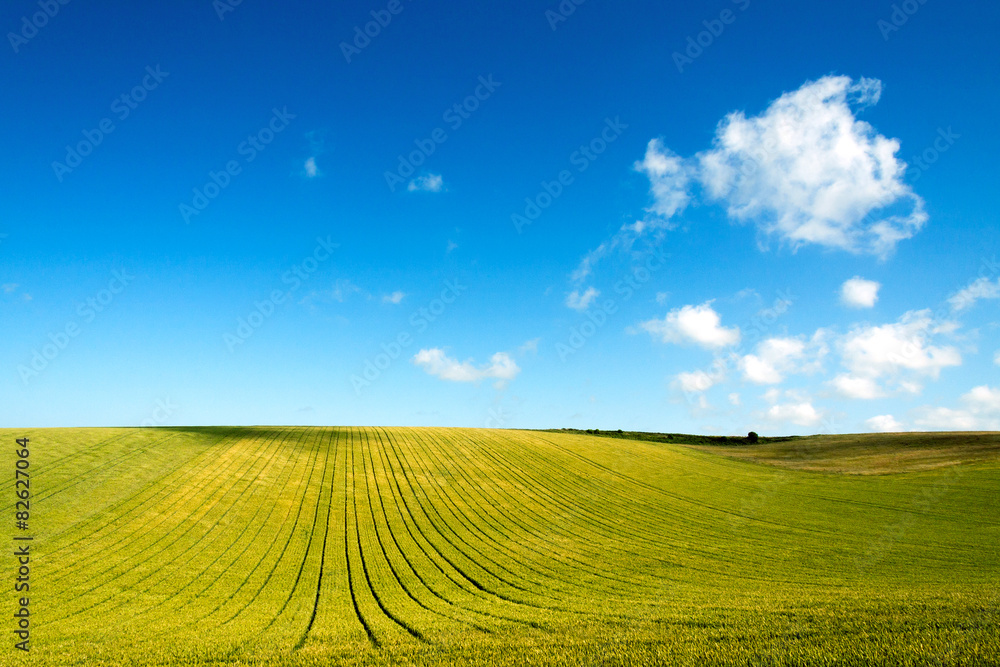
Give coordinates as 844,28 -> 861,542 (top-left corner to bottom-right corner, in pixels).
413,348 -> 520,386
446,240 -> 458,253
408,173 -> 444,193
655,292 -> 670,305
2,283 -> 17,294
301,279 -> 365,306
728,393 -> 741,406
382,291 -> 406,305
303,157 -> 320,178
22,293 -> 32,302
677,369 -> 719,394
300,129 -> 329,179
866,414 -> 903,432
566,287 -> 600,312
840,277 -> 880,309
641,301 -> 740,350
995,350 -> 1000,366
519,338 -> 541,354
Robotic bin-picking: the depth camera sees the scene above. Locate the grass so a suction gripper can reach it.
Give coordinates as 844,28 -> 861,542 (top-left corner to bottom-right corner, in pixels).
2,426 -> 998,665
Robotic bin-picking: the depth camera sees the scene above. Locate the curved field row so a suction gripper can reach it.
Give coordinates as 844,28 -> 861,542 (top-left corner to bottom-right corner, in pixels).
2,426 -> 997,666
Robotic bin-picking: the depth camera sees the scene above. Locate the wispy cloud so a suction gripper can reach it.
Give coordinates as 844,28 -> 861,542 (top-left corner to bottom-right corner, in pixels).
303,156 -> 320,178
948,277 -> 1000,312
300,129 -> 328,179
566,287 -> 600,311
519,338 -> 541,354
408,173 -> 444,193
382,291 -> 406,305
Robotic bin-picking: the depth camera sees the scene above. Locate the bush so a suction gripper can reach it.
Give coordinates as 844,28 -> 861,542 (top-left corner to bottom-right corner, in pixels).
747,431 -> 759,444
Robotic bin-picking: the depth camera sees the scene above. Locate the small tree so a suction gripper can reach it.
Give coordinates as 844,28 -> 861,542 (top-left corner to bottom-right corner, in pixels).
747,431 -> 759,444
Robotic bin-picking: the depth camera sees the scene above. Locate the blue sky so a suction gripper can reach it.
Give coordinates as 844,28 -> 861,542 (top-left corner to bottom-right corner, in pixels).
2,0 -> 998,433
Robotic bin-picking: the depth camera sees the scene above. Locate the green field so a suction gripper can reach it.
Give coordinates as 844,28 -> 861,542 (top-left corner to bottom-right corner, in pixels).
3,427 -> 999,666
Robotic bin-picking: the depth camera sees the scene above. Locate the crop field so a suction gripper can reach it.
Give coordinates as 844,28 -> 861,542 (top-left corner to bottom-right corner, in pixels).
2,427 -> 999,666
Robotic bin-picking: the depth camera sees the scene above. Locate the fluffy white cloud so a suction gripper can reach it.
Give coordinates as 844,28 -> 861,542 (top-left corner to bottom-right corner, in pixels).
699,76 -> 926,256
836,310 -> 961,395
639,76 -> 926,256
948,277 -> 1000,312
766,401 -> 824,427
566,287 -> 600,311
831,374 -> 884,399
412,349 -> 520,384
995,350 -> 1000,366
739,337 -> 809,384
382,291 -> 406,305
641,301 -> 740,349
841,277 -> 881,308
914,386 -> 1000,431
634,139 -> 691,219
408,174 -> 444,192
866,414 -> 903,432
728,393 -> 741,406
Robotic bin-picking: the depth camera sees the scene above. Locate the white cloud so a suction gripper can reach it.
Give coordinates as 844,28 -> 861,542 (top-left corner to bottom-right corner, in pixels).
635,139 -> 691,220
382,291 -> 406,305
837,310 -> 961,395
303,157 -> 320,178
841,277 -> 881,308
948,277 -> 1000,312
914,385 -> 1000,431
766,401 -> 824,427
995,350 -> 1000,366
1,283 -> 17,294
739,337 -> 809,384
677,370 -> 719,394
641,301 -> 740,350
728,392 -> 741,406
408,174 -> 444,193
413,349 -> 520,385
866,414 -> 903,432
639,76 -> 925,257
831,374 -> 884,399
566,287 -> 600,311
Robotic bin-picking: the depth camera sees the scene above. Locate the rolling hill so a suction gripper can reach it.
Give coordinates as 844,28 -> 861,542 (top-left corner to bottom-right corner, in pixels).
3,427 -> 998,665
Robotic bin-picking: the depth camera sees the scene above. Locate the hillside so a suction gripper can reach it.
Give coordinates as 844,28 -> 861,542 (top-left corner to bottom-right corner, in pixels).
3,427 -> 999,665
